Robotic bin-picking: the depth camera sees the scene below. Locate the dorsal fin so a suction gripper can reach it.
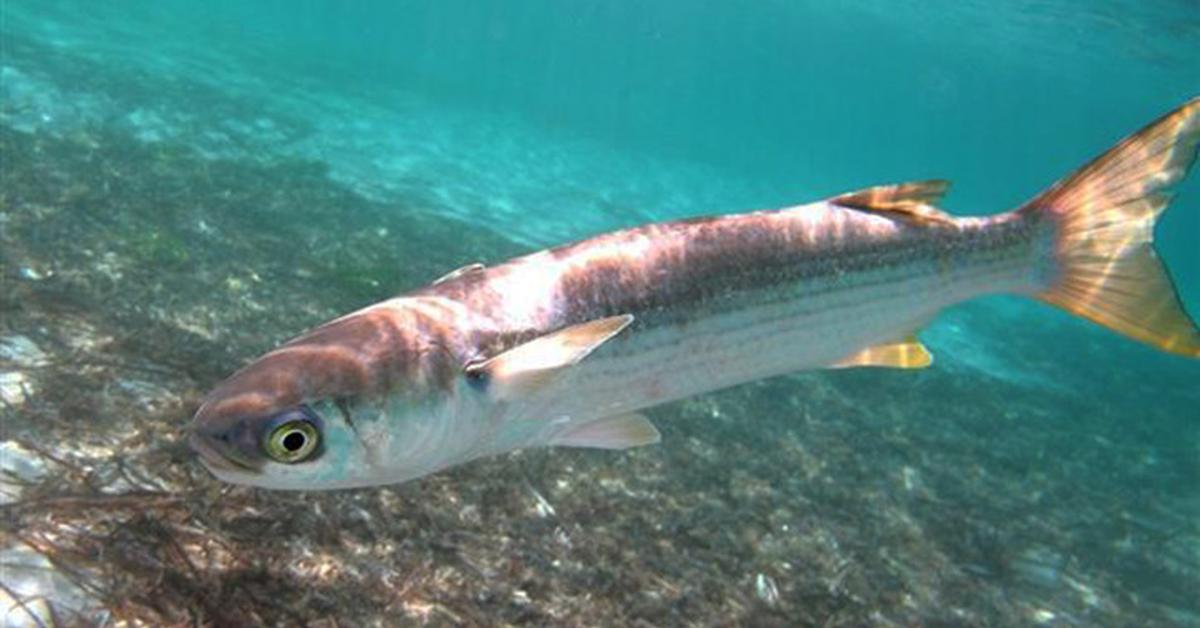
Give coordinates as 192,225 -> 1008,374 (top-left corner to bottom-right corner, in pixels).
432,263 -> 485,285
829,180 -> 955,226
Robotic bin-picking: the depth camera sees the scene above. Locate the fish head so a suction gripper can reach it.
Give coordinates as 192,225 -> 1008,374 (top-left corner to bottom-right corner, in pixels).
189,302 -> 481,490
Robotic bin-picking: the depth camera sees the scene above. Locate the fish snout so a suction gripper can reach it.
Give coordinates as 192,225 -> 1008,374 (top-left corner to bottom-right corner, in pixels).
188,428 -> 263,473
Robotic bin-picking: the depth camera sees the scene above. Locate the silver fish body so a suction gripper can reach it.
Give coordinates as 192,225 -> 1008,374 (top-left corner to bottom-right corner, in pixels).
431,203 -> 1036,442
190,98 -> 1200,490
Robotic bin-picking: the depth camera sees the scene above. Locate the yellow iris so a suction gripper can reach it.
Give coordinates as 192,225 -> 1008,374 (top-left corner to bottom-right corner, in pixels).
264,420 -> 320,463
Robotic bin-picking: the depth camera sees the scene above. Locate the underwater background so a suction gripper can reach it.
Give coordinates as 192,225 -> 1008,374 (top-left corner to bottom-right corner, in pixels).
1,1 -> 1198,625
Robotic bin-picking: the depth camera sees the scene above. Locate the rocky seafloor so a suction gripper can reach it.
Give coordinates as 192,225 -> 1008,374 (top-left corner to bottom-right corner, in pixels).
2,113 -> 1200,627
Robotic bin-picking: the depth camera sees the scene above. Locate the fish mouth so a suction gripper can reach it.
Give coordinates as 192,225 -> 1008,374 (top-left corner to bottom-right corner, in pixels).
188,432 -> 260,474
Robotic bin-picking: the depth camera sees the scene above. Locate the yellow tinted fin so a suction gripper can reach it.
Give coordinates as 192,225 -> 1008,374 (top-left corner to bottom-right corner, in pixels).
1020,97 -> 1200,357
831,336 -> 933,369
829,180 -> 956,226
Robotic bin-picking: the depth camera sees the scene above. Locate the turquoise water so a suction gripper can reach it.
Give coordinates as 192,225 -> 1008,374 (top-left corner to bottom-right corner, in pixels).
1,1 -> 1198,625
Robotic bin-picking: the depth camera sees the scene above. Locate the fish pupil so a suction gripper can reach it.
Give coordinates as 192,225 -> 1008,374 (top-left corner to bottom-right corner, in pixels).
282,431 -> 307,452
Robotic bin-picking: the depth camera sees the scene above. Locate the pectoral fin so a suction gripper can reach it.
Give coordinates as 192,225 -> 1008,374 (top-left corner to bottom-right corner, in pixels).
830,336 -> 933,369
465,315 -> 634,400
553,413 -> 661,450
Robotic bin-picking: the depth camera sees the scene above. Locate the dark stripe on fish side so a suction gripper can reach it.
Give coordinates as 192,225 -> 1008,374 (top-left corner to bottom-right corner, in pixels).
419,206 -> 1037,369
546,211 -> 1037,331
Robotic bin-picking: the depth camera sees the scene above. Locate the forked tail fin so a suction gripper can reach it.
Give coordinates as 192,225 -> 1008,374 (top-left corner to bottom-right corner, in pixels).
1020,97 -> 1200,357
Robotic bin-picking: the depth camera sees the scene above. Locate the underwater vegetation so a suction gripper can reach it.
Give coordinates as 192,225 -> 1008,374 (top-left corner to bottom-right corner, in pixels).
3,120 -> 1199,626
2,1 -> 1199,626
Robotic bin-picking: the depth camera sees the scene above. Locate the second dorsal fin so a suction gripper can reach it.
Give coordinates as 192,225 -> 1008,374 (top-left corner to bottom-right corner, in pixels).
829,180 -> 955,226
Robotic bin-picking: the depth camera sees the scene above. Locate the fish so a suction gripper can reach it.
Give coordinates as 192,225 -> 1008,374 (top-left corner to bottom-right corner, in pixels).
190,98 -> 1200,490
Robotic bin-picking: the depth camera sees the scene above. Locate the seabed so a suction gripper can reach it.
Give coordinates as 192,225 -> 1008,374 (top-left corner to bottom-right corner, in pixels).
1,19 -> 1199,628
2,122 -> 1199,626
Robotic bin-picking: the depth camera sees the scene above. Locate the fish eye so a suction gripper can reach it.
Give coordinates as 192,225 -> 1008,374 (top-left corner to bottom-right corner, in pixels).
264,419 -> 320,463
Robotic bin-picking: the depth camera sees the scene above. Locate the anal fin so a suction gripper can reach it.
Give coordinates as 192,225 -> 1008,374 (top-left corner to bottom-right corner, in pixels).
552,413 -> 661,450
831,336 -> 933,369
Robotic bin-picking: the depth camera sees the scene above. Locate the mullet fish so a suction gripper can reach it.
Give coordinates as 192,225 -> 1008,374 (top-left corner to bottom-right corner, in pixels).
191,98 -> 1200,490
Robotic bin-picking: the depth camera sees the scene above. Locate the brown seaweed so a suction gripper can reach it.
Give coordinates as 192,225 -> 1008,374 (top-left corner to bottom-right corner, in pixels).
1,121 -> 1198,626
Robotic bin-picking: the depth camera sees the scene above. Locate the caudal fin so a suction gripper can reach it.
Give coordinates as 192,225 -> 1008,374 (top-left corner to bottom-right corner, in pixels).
1021,97 -> 1200,357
